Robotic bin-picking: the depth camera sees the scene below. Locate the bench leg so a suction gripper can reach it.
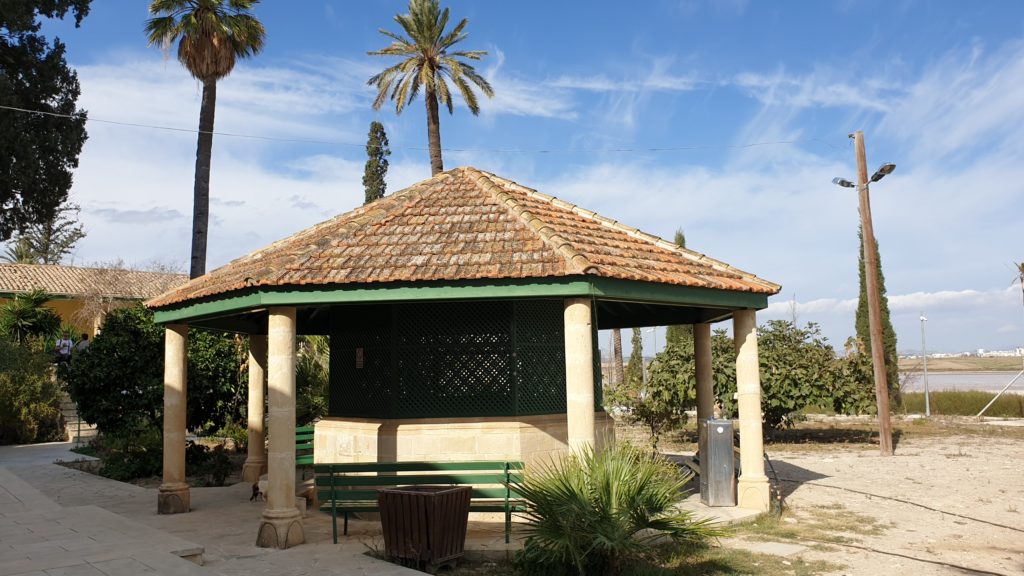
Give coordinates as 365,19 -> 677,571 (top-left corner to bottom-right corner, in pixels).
331,506 -> 337,544
344,512 -> 349,536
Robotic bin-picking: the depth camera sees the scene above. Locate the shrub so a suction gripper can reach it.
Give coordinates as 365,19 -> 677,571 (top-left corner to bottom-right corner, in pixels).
64,304 -> 246,434
96,425 -> 163,481
0,337 -> 65,444
0,289 -> 61,344
516,443 -> 723,576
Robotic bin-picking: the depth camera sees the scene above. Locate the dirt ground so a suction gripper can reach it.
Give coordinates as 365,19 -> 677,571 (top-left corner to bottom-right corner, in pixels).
652,416 -> 1024,575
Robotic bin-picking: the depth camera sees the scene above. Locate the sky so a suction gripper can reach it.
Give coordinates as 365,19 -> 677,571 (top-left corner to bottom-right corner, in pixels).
27,0 -> 1024,355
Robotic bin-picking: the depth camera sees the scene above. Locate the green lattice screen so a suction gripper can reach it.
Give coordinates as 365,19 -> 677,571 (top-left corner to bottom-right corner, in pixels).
328,299 -> 602,419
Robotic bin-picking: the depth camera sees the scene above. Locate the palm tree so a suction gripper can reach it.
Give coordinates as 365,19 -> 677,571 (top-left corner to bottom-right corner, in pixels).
1015,262 -> 1024,310
145,0 -> 265,279
368,0 -> 494,176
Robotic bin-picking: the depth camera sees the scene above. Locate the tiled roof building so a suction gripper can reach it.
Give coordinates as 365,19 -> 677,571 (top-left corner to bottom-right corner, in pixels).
148,167 -> 776,309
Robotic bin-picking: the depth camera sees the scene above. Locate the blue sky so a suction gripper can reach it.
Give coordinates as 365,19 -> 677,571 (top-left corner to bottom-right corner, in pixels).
33,0 -> 1024,355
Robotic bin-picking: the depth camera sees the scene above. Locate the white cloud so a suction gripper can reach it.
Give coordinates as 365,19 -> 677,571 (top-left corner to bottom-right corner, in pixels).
732,69 -> 895,112
483,50 -> 577,120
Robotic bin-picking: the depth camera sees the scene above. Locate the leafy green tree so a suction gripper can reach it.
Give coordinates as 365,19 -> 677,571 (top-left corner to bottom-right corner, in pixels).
0,338 -> 65,444
713,321 -> 839,430
608,339 -> 691,452
624,327 -> 644,388
368,0 -> 494,175
516,443 -> 722,576
65,304 -> 245,433
296,335 -> 329,425
363,121 -> 390,204
145,0 -> 265,278
0,1 -> 90,241
10,202 -> 86,264
0,289 -> 61,344
855,227 -> 900,407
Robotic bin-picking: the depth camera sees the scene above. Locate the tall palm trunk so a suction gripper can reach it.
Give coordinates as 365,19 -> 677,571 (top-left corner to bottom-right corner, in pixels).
190,78 -> 217,279
425,88 -> 443,175
612,329 -> 624,389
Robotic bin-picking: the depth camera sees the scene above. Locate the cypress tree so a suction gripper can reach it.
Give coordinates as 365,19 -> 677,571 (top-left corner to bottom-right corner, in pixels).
856,226 -> 900,407
362,121 -> 390,205
624,327 -> 644,387
665,227 -> 692,347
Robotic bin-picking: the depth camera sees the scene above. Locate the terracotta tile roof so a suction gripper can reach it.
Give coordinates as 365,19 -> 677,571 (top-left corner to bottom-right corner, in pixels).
0,263 -> 187,300
147,167 -> 780,309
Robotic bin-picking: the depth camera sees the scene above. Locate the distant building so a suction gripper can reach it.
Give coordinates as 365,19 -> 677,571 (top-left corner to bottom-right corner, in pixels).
0,263 -> 186,336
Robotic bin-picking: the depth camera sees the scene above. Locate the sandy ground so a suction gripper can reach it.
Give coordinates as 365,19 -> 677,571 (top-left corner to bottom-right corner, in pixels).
739,422 -> 1024,575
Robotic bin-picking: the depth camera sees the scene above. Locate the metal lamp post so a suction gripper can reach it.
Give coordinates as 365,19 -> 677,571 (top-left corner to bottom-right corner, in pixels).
833,130 -> 896,456
920,314 -> 930,417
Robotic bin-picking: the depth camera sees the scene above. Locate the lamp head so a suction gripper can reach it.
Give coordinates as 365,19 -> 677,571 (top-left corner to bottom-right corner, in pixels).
870,163 -> 896,182
832,177 -> 855,188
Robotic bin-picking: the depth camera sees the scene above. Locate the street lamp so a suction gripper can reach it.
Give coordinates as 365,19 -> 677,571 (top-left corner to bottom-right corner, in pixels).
920,313 -> 930,417
833,130 -> 896,456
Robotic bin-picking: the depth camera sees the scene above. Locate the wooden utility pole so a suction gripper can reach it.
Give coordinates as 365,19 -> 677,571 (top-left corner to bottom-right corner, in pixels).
853,130 -> 894,456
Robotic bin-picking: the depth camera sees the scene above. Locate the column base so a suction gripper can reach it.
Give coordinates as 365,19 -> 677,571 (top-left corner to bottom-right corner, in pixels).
737,475 -> 771,512
256,508 -> 304,549
241,459 -> 268,484
157,482 -> 190,514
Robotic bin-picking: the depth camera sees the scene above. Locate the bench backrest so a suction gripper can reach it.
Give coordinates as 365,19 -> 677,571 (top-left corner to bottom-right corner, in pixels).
315,461 -> 524,503
296,426 -> 315,466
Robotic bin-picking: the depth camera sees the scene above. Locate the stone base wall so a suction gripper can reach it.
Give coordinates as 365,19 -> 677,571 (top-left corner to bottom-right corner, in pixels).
313,412 -> 614,469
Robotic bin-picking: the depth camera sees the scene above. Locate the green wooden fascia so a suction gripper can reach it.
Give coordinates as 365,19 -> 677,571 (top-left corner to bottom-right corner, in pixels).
151,275 -> 769,325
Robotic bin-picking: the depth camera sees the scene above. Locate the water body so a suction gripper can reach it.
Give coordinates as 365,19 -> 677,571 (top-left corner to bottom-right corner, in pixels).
901,371 -> 1024,394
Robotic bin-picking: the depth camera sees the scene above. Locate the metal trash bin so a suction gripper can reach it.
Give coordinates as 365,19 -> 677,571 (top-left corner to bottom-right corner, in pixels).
700,419 -> 736,506
378,485 -> 471,573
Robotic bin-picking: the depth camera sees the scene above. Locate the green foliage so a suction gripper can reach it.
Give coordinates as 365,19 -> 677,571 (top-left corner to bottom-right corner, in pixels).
2,237 -> 36,263
64,304 -> 246,434
368,0 -> 494,174
754,321 -> 839,429
516,443 -> 722,576
185,441 -> 233,486
902,390 -> 1024,417
644,322 -> 866,432
624,327 -> 644,388
828,339 -> 877,416
363,121 -> 390,204
296,335 -> 329,426
216,418 -> 248,452
7,202 -> 86,264
0,337 -> 65,444
0,1 -> 90,241
186,330 -> 246,432
855,227 -> 900,407
608,335 -> 693,451
95,425 -> 163,481
0,289 -> 61,344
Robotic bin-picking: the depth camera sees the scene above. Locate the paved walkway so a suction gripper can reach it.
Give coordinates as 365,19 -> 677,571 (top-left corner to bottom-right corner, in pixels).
0,442 -> 433,576
1,442 -> 756,576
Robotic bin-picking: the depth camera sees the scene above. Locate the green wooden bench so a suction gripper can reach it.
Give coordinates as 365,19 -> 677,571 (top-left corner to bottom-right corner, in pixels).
315,461 -> 525,544
296,426 -> 314,479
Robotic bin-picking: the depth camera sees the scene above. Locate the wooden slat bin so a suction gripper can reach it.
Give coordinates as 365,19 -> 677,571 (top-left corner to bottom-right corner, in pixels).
378,485 -> 471,573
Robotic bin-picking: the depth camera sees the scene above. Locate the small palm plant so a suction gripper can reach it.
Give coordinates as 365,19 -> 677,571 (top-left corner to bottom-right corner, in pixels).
516,442 -> 723,576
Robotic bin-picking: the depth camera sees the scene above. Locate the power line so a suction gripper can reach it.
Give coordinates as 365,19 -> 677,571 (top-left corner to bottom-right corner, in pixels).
0,103 -> 845,156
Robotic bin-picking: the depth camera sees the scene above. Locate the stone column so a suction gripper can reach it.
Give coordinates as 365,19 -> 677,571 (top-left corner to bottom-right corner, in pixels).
694,323 -> 714,456
158,325 -> 189,514
564,298 -> 596,452
256,307 -> 304,548
734,309 -> 770,512
242,335 -> 268,483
